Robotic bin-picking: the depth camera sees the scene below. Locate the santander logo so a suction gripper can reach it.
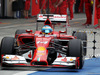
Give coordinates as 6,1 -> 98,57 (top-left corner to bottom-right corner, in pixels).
39,15 -> 66,19
28,52 -> 32,58
61,57 -> 67,62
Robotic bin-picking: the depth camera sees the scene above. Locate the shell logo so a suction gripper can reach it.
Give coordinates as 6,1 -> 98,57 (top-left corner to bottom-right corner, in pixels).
37,47 -> 46,51
6,56 -> 9,59
61,57 -> 67,62
70,58 -> 74,61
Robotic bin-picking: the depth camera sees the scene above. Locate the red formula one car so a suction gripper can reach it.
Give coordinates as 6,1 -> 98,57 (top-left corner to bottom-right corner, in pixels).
0,14 -> 87,69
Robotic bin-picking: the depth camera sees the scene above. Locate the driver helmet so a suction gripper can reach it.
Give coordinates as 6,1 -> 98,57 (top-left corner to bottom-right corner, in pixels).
41,25 -> 53,34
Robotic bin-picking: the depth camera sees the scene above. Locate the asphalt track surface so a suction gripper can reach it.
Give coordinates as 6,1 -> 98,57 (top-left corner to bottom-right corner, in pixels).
0,13 -> 100,75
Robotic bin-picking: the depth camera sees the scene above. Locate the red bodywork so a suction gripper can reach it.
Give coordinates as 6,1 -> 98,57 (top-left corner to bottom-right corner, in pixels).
14,19 -> 76,66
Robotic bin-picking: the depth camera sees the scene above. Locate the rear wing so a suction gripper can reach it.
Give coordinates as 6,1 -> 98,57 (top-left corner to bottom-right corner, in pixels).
36,14 -> 68,34
37,14 -> 67,23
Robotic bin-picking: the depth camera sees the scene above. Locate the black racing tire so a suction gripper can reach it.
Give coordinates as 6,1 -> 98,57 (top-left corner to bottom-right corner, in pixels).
68,39 -> 84,69
15,29 -> 26,38
73,32 -> 87,56
47,39 -> 60,65
47,40 -> 58,65
48,51 -> 57,65
79,55 -> 84,69
0,37 -> 15,63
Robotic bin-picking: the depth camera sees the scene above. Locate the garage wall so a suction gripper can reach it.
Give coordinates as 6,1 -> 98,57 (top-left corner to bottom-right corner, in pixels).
7,0 -> 14,17
0,0 -> 1,17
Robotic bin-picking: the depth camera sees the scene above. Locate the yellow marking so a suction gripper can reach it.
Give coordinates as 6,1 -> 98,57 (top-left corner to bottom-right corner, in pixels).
91,31 -> 93,34
84,31 -> 86,33
70,58 -> 73,61
91,1 -> 93,5
0,23 -> 10,24
37,47 -> 45,51
36,53 -> 45,55
74,22 -> 80,23
6,56 -> 9,59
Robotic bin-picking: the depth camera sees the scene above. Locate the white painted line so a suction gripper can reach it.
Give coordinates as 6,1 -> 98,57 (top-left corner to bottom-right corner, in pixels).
13,71 -> 36,75
0,23 -> 36,29
0,25 -> 20,29
70,18 -> 86,21
85,58 -> 90,60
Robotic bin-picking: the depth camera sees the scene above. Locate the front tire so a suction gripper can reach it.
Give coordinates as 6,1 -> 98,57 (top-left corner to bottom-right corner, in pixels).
0,37 -> 15,63
68,39 -> 84,69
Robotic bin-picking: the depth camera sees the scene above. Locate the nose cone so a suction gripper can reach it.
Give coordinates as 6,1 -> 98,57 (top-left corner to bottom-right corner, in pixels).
31,47 -> 48,65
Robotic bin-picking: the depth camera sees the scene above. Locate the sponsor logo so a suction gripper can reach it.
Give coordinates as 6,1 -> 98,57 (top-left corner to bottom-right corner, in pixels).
70,58 -> 74,61
37,41 -> 48,44
39,15 -> 43,17
36,53 -> 45,56
37,47 -> 45,51
61,57 -> 67,62
11,56 -> 19,60
6,56 -> 9,59
36,47 -> 46,56
39,15 -> 66,19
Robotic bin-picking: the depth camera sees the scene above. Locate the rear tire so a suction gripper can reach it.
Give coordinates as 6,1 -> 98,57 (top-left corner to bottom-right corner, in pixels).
15,29 -> 26,38
68,39 -> 84,69
0,37 -> 15,63
73,32 -> 87,56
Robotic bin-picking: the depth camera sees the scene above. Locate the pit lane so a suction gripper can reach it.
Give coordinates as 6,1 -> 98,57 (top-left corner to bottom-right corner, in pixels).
0,14 -> 100,75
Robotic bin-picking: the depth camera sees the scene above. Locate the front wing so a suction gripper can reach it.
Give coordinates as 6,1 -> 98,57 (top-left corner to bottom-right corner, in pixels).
1,55 -> 78,68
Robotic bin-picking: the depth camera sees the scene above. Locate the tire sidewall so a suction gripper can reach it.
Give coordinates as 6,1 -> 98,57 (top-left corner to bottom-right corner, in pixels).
0,37 -> 15,63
